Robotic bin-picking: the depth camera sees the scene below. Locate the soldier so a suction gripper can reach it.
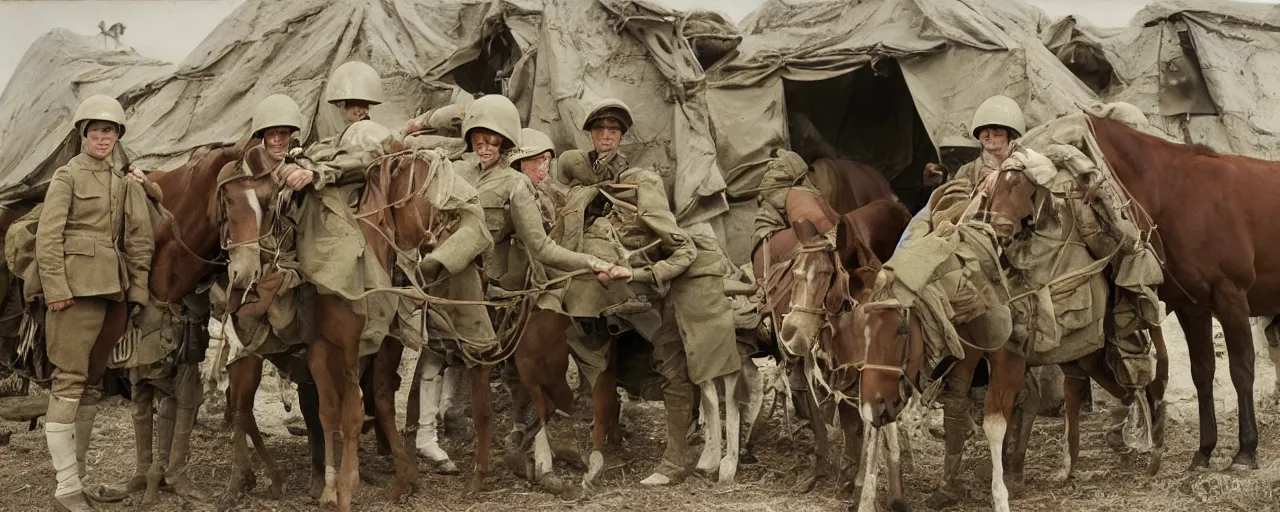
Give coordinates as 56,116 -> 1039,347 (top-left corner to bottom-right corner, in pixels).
38,94 -> 155,511
751,148 -> 824,256
953,94 -> 1027,194
325,60 -> 383,124
563,98 -> 741,485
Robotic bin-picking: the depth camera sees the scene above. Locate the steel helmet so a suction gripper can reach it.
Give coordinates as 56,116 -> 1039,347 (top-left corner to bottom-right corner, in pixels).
938,134 -> 981,149
581,98 -> 633,133
250,94 -> 304,137
461,94 -> 522,152
338,120 -> 393,153
325,61 -> 385,106
970,95 -> 1026,139
509,128 -> 556,164
73,94 -> 127,138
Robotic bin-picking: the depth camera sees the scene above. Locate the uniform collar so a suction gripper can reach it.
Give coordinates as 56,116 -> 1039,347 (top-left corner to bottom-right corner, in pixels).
71,152 -> 116,172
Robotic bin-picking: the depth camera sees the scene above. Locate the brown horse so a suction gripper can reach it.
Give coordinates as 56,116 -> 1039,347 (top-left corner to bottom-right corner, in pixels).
986,165 -> 1170,482
1082,113 -> 1274,471
777,198 -> 913,500
219,145 -> 421,511
748,159 -> 898,489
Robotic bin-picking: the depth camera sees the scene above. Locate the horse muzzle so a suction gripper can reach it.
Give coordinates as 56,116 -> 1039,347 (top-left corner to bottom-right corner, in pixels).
779,310 -> 822,357
226,245 -> 262,290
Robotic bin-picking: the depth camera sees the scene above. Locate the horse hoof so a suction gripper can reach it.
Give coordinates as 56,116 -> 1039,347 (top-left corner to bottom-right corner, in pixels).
286,424 -> 308,437
1230,452 -> 1259,471
718,457 -> 738,485
429,459 -> 460,475
319,487 -> 338,508
467,472 -> 486,494
1186,452 -> 1212,472
1147,451 -> 1162,477
309,478 -> 325,499
537,472 -> 569,495
268,482 -> 284,499
639,473 -> 673,486
926,488 -> 961,510
387,481 -> 411,503
890,498 -> 910,512
584,452 -> 604,486
1053,468 -> 1074,483
739,450 -> 758,465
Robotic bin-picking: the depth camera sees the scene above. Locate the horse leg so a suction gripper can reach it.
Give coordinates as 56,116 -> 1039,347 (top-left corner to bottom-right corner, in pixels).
1211,285 -> 1259,470
1174,306 -> 1218,471
372,340 -> 417,501
297,380 -> 326,497
336,342 -> 363,512
695,379 -> 724,478
584,340 -> 619,489
1057,364 -> 1090,482
1147,326 -> 1170,476
792,358 -> 829,493
856,417 -> 882,512
982,350 -> 1025,512
307,338 -> 344,508
927,354 -> 979,509
835,400 -> 864,497
883,420 -> 907,512
719,372 -> 741,485
224,356 -> 262,500
1003,366 -> 1039,484
244,381 -> 284,498
467,363 -> 495,493
738,355 -> 765,465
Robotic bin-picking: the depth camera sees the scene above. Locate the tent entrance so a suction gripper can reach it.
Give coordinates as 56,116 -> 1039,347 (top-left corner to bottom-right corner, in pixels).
782,60 -> 938,211
454,30 -> 518,97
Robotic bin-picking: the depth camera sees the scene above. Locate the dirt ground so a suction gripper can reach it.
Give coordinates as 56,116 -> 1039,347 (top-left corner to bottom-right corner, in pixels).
2,312 -> 1279,512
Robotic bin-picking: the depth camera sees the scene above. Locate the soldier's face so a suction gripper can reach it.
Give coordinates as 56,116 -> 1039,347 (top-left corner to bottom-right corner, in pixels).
83,121 -> 119,160
262,127 -> 293,161
978,127 -> 1011,156
471,131 -> 504,168
590,119 -> 623,153
519,152 -> 552,184
343,101 -> 370,123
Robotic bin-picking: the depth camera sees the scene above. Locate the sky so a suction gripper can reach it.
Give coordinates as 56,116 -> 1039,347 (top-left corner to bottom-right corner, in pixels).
2,0 -> 1279,91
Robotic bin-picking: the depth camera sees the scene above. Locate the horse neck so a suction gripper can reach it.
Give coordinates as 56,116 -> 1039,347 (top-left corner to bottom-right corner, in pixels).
148,153 -> 226,302
1092,118 -> 1169,222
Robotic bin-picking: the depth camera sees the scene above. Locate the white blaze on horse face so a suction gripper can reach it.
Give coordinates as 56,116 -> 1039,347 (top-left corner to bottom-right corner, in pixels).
984,413 -> 1011,512
244,188 -> 264,231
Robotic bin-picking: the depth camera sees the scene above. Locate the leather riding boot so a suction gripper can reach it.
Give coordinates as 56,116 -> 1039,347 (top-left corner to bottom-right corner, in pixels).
91,385 -> 154,502
47,420 -> 95,512
164,403 -> 209,501
643,382 -> 694,485
143,396 -> 175,504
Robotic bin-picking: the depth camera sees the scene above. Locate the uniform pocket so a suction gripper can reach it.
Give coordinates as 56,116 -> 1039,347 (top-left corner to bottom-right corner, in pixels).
63,237 -> 96,256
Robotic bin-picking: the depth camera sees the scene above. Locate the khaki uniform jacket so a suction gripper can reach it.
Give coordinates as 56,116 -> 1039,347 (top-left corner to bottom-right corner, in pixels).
463,159 -> 597,291
37,152 -> 154,305
589,150 -> 697,288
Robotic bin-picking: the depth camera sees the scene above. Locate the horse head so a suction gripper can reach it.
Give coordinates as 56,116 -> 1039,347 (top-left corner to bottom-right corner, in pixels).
217,144 -> 290,292
851,295 -> 924,428
377,145 -> 454,267
986,168 -> 1042,246
778,218 -> 841,358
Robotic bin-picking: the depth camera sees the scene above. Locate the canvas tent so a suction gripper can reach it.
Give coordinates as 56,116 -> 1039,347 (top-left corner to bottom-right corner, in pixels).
0,0 -> 741,243
0,29 -> 173,203
701,0 -> 1104,265
1042,0 -> 1280,159
112,0 -> 543,173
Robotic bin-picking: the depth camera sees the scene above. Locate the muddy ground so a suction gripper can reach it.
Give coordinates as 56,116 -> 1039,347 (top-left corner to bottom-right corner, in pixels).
2,312 -> 1279,511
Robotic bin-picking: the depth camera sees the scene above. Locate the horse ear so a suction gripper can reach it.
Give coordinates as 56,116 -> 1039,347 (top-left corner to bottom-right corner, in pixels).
850,267 -> 879,293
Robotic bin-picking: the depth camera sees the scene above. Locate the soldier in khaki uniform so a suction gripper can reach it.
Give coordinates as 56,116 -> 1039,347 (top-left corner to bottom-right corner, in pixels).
38,94 -> 155,512
564,99 -> 741,485
950,94 -> 1026,194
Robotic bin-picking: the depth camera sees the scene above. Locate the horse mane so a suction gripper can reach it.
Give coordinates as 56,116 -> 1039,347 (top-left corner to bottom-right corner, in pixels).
1089,113 -> 1222,160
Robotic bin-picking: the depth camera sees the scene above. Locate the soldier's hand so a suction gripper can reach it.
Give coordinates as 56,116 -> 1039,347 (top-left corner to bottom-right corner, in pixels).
48,299 -> 75,312
276,163 -> 302,181
285,169 -> 315,190
126,166 -> 147,184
